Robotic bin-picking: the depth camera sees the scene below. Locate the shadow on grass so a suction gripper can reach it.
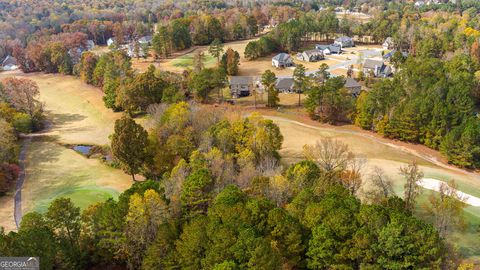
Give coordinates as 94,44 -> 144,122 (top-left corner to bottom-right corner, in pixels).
46,112 -> 87,127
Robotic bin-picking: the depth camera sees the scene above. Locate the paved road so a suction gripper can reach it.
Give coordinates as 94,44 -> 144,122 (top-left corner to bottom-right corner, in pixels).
14,137 -> 31,229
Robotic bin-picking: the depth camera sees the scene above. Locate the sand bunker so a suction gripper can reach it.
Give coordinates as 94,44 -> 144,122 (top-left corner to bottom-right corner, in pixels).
418,178 -> 480,207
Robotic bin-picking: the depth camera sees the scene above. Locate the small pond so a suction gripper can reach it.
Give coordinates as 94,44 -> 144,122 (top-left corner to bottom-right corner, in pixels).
73,145 -> 92,155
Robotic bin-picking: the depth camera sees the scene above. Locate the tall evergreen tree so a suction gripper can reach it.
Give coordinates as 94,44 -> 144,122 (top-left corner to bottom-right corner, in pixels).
111,116 -> 149,181
261,70 -> 278,108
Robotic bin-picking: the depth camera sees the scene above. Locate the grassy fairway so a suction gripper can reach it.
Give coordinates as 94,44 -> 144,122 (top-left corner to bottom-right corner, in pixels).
22,141 -> 131,214
0,71 -> 133,230
171,53 -> 216,68
16,72 -> 123,145
267,115 -> 480,259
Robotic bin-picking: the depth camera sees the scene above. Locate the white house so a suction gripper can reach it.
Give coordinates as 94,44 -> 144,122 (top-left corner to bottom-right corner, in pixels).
414,1 -> 425,7
382,37 -> 394,50
315,44 -> 342,55
1,56 -> 18,71
272,53 -> 294,68
107,38 -> 116,46
125,43 -> 146,58
334,36 -> 354,48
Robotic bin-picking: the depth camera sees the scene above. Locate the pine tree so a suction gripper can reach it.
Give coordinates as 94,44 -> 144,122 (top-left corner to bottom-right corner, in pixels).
293,64 -> 306,106
261,70 -> 278,108
208,38 -> 224,65
111,116 -> 149,181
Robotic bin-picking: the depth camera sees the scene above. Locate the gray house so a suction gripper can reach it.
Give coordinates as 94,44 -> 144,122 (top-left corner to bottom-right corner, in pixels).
230,76 -> 253,98
315,44 -> 342,55
68,47 -> 85,64
363,59 -> 392,77
275,77 -> 295,93
297,49 -> 324,62
138,35 -> 153,45
334,36 -> 354,48
344,78 -> 361,96
272,53 -> 294,68
383,50 -> 408,61
86,40 -> 95,51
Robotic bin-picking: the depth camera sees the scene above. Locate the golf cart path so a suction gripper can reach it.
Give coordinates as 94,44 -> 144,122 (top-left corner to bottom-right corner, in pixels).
14,137 -> 31,228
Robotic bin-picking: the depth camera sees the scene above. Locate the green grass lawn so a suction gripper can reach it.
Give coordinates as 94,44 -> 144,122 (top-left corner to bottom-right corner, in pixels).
22,134 -> 133,216
171,53 -> 216,68
414,192 -> 480,260
33,186 -> 119,213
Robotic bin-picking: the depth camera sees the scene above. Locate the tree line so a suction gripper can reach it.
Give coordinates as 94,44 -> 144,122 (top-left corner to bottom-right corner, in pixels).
0,102 -> 468,269
0,77 -> 43,195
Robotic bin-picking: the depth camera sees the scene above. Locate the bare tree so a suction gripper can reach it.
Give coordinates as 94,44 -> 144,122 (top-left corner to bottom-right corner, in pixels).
425,180 -> 467,238
399,161 -> 423,211
163,159 -> 190,217
340,156 -> 366,195
303,138 -> 364,194
204,148 -> 236,193
364,166 -> 395,204
258,155 -> 281,177
303,138 -> 353,172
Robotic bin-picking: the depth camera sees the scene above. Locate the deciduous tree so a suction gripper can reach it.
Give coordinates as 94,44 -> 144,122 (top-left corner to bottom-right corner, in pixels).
400,161 -> 423,211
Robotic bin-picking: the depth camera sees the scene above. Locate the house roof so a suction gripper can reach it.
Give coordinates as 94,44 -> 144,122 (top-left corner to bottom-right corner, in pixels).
363,59 -> 385,69
303,49 -> 323,57
139,36 -> 152,43
230,76 -> 253,85
384,37 -> 394,45
316,44 -> 341,53
273,53 -> 291,62
2,55 -> 17,66
383,65 -> 392,75
383,50 -> 408,60
86,40 -> 95,48
276,77 -> 294,89
335,36 -> 353,42
344,77 -> 361,88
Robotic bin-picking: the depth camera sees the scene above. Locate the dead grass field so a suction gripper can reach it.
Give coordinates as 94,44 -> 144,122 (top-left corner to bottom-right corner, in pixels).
0,72 -> 123,145
0,195 -> 15,231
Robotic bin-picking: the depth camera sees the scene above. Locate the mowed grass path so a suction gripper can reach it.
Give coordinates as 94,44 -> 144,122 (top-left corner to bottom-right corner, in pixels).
268,115 -> 480,259
0,71 -> 132,229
